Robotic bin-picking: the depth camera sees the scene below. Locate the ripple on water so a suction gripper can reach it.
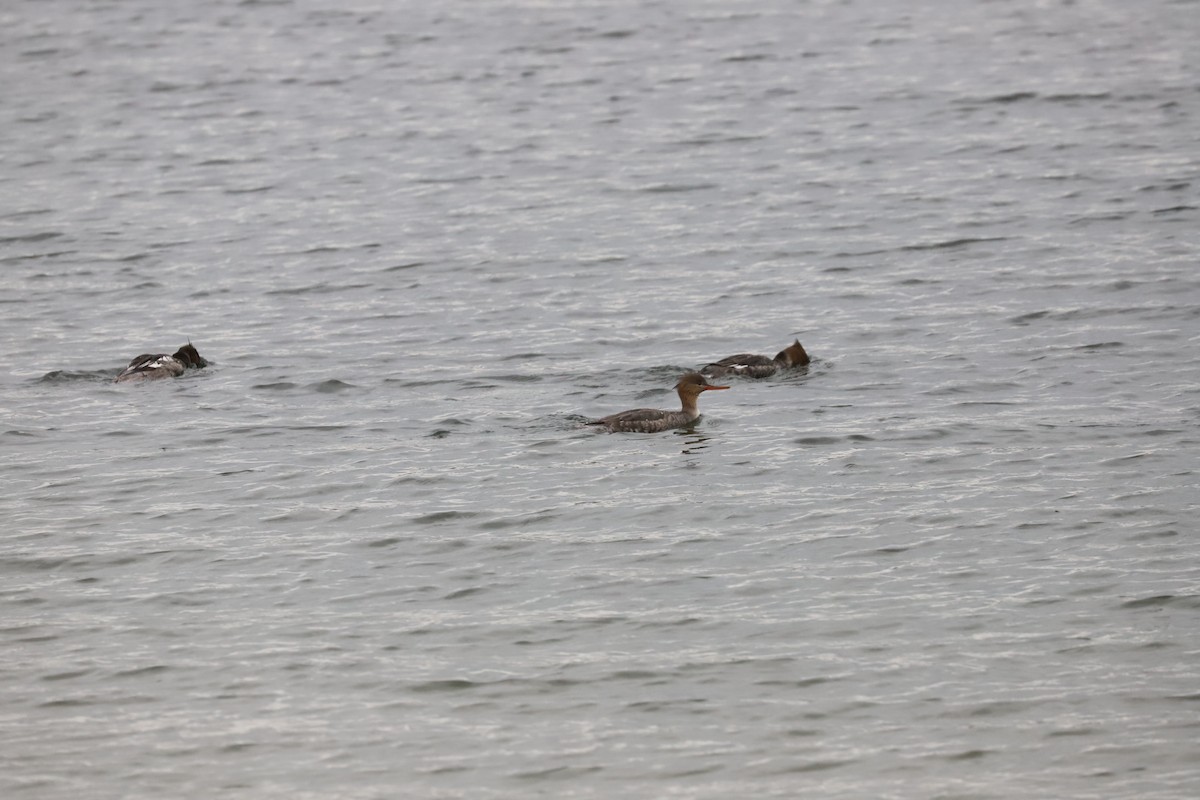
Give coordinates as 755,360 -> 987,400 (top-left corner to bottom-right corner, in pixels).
1,0 -> 1197,797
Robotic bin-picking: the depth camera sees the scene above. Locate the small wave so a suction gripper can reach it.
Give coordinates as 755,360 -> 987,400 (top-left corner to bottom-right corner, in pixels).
899,236 -> 1008,252
481,372 -> 543,383
224,185 -> 275,195
1043,92 -> 1111,103
1121,594 -> 1200,610
479,511 -> 559,530
410,679 -> 477,692
267,283 -> 373,296
723,53 -> 772,63
308,379 -> 357,393
35,370 -> 113,384
412,510 -> 481,524
443,587 -> 486,600
676,134 -> 767,147
0,231 -> 62,244
635,182 -> 719,193
793,436 -> 843,446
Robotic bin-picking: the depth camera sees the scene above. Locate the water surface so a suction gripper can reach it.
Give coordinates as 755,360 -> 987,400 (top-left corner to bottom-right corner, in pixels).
2,1 -> 1198,798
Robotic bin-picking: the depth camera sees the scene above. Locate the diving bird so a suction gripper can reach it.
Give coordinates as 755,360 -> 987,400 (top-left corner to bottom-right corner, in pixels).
115,343 -> 208,383
701,339 -> 809,379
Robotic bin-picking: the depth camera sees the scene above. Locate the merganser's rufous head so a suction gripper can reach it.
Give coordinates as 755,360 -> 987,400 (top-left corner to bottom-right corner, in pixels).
675,372 -> 729,397
173,343 -> 207,369
774,339 -> 810,368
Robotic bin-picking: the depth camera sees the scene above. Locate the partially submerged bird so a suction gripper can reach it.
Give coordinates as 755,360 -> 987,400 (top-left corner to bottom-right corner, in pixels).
589,372 -> 729,433
115,343 -> 208,383
701,339 -> 809,379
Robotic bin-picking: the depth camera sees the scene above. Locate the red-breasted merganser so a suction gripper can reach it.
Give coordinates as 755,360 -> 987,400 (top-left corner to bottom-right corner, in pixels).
589,372 -> 729,433
115,343 -> 208,383
701,339 -> 809,379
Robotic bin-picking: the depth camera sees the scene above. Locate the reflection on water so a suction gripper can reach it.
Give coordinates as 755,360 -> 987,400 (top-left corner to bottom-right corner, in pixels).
677,427 -> 715,455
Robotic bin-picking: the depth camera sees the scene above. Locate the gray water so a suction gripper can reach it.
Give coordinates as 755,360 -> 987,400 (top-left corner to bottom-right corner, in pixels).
3,0 -> 1199,798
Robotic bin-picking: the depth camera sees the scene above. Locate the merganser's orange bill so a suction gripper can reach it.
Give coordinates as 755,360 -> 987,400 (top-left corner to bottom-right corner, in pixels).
702,384 -> 730,391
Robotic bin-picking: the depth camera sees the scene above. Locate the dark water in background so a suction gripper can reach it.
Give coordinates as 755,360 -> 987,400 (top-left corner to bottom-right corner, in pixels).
2,0 -> 1199,797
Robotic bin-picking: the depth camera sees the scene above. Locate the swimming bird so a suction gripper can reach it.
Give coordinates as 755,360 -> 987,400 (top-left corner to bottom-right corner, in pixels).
115,343 -> 208,383
701,339 -> 809,379
589,372 -> 729,433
